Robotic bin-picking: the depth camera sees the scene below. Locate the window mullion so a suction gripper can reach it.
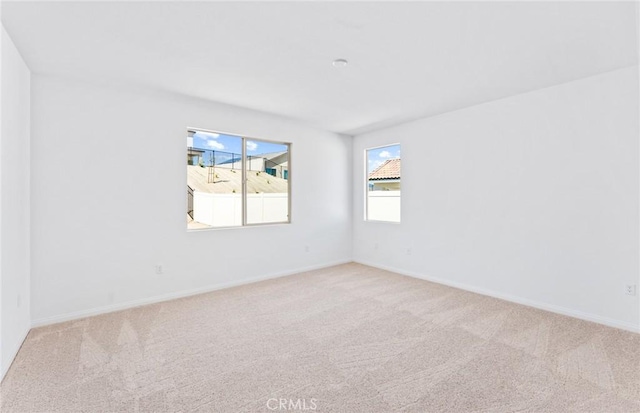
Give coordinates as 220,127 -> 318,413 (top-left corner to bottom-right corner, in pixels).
242,137 -> 247,226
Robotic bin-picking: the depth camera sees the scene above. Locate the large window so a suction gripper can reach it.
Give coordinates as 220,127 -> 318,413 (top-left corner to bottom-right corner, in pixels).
187,128 -> 290,229
366,144 -> 401,222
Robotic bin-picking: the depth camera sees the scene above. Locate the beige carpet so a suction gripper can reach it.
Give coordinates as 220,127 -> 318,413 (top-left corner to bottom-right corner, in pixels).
1,263 -> 639,412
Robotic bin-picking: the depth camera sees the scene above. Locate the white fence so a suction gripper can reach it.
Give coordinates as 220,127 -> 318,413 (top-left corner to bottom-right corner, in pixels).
193,192 -> 288,227
192,190 -> 400,227
367,191 -> 401,222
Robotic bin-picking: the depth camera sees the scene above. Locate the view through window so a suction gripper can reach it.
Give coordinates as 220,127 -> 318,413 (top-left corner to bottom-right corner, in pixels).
187,129 -> 290,229
366,144 -> 401,222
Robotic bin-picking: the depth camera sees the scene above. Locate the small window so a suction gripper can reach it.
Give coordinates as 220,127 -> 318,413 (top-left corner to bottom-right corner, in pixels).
187,129 -> 290,229
366,144 -> 401,222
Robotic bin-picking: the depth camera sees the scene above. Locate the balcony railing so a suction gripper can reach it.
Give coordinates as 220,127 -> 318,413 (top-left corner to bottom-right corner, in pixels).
187,147 -> 288,179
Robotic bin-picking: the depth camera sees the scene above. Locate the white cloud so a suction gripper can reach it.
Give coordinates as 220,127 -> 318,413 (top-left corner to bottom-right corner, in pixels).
246,141 -> 258,151
379,150 -> 391,158
194,131 -> 219,140
206,140 -> 225,150
193,131 -> 224,150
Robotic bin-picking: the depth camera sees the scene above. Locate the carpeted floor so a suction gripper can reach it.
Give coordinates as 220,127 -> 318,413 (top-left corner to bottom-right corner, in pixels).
1,263 -> 639,412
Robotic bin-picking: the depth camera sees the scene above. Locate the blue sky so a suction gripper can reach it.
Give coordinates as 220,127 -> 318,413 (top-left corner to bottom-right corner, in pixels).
191,131 -> 287,157
367,144 -> 400,173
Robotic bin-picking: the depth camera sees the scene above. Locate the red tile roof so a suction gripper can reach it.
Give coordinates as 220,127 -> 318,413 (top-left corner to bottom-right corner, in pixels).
369,158 -> 401,180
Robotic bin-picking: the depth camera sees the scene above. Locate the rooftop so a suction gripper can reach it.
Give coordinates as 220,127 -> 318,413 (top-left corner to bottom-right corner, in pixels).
187,165 -> 288,194
369,159 -> 401,181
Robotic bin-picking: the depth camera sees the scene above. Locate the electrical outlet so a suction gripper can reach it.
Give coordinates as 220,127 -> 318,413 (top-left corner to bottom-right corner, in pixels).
625,284 -> 637,296
374,243 -> 379,250
304,245 -> 310,253
406,248 -> 412,255
155,264 -> 163,275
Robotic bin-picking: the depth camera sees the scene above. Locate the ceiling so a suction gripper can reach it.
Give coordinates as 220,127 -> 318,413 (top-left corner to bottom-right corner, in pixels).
2,1 -> 638,135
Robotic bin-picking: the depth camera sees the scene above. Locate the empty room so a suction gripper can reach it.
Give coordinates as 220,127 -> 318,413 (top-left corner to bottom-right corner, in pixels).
1,1 -> 639,412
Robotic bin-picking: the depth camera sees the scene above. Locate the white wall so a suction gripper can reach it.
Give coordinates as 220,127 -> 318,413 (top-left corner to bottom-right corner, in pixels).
353,67 -> 640,332
1,13 -> 3,381
30,75 -> 352,324
1,26 -> 31,379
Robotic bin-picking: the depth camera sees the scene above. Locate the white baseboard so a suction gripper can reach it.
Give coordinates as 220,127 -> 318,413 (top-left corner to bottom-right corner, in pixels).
354,259 -> 640,334
31,259 -> 352,329
1,326 -> 30,383
28,258 -> 640,333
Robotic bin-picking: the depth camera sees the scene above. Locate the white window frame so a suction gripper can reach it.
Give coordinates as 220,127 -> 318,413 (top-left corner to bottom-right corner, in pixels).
364,143 -> 401,223
187,127 -> 292,230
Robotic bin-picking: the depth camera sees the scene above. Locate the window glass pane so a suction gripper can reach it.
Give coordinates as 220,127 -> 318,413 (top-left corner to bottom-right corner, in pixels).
366,144 -> 401,222
246,139 -> 290,224
187,130 -> 243,229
